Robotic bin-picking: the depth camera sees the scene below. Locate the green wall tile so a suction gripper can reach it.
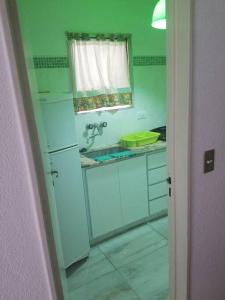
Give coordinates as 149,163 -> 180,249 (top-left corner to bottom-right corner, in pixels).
33,55 -> 166,69
133,56 -> 166,66
33,56 -> 69,68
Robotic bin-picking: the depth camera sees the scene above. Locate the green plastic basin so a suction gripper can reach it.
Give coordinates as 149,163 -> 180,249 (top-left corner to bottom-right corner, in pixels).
120,131 -> 160,148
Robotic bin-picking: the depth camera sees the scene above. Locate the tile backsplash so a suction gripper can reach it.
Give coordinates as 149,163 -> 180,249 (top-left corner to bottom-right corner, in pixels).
33,56 -> 69,68
33,56 -> 166,69
133,56 -> 166,66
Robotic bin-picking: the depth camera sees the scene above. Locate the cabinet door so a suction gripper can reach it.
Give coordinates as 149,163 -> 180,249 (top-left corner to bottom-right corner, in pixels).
86,164 -> 122,238
119,156 -> 149,225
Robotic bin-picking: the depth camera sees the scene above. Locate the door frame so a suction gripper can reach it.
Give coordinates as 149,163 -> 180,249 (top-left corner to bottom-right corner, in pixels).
5,0 -> 192,299
167,0 -> 192,299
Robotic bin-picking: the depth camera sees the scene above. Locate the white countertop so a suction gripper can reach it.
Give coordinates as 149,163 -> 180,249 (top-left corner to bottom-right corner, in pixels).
80,141 -> 166,168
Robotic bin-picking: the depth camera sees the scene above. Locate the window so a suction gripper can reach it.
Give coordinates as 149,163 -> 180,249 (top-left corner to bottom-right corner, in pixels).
70,35 -> 132,113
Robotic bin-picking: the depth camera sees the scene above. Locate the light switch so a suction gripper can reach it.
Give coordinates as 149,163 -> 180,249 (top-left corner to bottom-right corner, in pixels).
204,149 -> 215,173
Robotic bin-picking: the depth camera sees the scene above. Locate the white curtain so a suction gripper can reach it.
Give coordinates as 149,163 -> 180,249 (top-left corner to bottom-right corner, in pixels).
70,39 -> 131,97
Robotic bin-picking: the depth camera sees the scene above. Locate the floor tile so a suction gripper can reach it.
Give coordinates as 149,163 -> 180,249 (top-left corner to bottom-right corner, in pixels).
99,225 -> 167,268
69,270 -> 140,300
118,245 -> 169,300
67,247 -> 115,290
150,217 -> 168,239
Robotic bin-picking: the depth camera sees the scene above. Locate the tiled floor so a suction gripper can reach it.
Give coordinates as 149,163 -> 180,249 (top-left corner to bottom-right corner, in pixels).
67,217 -> 169,300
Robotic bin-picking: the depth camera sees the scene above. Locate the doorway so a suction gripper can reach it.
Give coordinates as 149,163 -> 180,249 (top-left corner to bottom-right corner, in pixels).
6,0 -> 190,298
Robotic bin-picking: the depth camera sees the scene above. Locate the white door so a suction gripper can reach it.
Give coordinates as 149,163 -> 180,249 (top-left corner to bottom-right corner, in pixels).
50,146 -> 90,268
41,99 -> 77,151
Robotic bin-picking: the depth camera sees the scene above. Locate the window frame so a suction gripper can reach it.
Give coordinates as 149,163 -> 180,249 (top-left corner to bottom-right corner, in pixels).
67,32 -> 134,114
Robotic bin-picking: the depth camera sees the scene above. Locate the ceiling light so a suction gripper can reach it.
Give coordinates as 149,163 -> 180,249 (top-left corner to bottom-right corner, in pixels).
152,0 -> 166,30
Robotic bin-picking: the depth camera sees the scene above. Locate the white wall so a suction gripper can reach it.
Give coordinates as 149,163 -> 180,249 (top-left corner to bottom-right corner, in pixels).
0,2 -> 56,299
17,0 -> 166,150
190,0 -> 225,299
75,67 -> 166,149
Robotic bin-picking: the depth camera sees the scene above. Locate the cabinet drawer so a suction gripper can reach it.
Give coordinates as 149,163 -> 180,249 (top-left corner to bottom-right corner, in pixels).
149,181 -> 167,200
150,196 -> 168,215
147,151 -> 166,169
148,166 -> 167,185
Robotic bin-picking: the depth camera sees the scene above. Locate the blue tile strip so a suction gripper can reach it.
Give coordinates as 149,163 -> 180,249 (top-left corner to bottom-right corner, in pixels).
133,56 -> 166,66
33,56 -> 166,69
33,56 -> 69,68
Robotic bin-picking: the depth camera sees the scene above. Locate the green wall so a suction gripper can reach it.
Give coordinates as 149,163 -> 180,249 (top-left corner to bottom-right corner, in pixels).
19,0 -> 165,54
18,0 -> 166,148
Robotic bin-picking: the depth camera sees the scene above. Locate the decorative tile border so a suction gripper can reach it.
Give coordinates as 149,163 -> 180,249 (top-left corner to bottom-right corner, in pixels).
33,55 -> 166,69
33,56 -> 69,68
66,32 -> 130,41
133,56 -> 166,66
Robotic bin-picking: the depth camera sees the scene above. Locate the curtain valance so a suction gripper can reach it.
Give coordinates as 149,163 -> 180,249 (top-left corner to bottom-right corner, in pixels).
66,31 -> 131,41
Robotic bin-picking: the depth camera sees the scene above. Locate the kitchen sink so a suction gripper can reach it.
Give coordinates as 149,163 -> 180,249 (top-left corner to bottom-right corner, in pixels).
84,146 -> 134,162
84,146 -> 127,159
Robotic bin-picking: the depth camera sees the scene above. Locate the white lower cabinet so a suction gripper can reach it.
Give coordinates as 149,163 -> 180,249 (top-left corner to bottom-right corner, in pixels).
150,196 -> 168,215
119,156 -> 149,225
147,150 -> 168,218
147,151 -> 166,168
148,181 -> 167,200
85,149 -> 168,240
86,164 -> 122,238
86,155 -> 148,239
148,166 -> 167,185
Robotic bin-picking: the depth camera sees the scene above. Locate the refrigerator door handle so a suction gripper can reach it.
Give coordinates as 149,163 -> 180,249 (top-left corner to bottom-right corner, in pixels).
50,170 -> 59,178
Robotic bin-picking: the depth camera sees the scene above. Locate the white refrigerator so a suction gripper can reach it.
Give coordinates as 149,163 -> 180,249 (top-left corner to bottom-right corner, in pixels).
40,94 -> 90,268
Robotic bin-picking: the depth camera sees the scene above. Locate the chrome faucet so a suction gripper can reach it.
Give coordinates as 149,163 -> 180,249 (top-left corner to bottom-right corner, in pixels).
86,122 -> 108,142
86,122 -> 107,130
